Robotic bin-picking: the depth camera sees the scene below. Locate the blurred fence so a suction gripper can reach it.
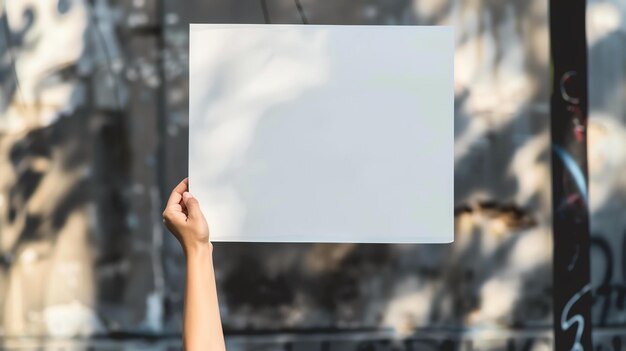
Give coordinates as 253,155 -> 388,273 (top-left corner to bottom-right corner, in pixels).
0,0 -> 625,350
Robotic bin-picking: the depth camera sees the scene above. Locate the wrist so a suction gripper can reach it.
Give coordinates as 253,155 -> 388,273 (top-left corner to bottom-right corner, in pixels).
184,241 -> 213,259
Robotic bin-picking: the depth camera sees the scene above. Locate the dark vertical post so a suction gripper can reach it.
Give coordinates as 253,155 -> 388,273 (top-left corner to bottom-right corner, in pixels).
155,0 -> 168,210
549,0 -> 593,349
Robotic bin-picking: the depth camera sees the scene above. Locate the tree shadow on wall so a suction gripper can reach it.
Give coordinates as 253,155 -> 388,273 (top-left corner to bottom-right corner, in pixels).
0,1 -> 133,338
201,0 -> 555,339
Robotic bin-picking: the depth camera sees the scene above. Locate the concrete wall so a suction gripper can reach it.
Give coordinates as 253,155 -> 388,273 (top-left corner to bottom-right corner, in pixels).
587,0 -> 626,330
0,0 -> 624,349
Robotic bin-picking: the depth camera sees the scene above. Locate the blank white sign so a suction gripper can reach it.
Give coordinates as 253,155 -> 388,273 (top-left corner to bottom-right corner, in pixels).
189,24 -> 453,243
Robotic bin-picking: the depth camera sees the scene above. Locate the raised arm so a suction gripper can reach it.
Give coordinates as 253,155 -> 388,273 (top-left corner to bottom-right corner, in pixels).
163,178 -> 226,351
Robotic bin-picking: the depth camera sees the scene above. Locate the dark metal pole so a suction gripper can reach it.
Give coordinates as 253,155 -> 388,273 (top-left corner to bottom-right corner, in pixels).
549,0 -> 593,349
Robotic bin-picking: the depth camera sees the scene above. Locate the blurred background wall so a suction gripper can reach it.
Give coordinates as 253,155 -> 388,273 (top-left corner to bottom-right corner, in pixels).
0,0 -> 625,350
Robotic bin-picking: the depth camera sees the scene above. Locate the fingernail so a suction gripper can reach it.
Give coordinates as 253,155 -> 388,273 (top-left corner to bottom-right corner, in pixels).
183,192 -> 193,199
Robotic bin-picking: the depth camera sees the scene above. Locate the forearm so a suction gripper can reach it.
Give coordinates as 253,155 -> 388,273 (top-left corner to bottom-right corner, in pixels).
184,245 -> 226,351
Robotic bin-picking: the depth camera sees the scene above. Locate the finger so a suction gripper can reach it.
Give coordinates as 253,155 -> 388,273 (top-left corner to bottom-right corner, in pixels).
182,192 -> 203,220
180,196 -> 187,213
166,178 -> 189,207
163,209 -> 188,228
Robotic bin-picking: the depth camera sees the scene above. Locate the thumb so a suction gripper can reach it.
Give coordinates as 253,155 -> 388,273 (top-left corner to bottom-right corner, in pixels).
182,192 -> 203,220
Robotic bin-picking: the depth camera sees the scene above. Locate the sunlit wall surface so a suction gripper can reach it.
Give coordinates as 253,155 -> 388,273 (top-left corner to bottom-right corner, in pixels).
0,0 -> 624,349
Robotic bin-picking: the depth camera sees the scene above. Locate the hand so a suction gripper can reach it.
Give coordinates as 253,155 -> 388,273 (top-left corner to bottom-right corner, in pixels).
162,178 -> 211,254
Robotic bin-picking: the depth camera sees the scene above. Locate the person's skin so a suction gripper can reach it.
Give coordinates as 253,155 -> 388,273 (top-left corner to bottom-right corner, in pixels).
162,178 -> 226,351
